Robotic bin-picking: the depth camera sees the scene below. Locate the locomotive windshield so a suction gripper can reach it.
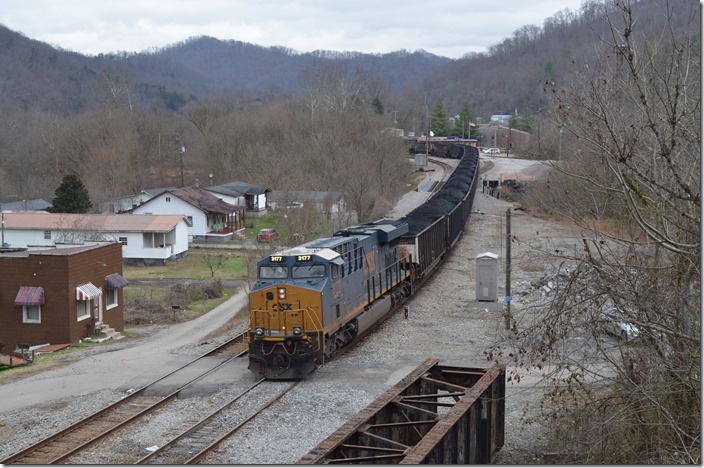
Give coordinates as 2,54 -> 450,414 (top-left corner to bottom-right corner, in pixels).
259,265 -> 288,279
292,264 -> 326,278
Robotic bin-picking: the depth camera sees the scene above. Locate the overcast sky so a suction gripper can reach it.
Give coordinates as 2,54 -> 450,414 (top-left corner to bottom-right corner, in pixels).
1,1 -> 586,59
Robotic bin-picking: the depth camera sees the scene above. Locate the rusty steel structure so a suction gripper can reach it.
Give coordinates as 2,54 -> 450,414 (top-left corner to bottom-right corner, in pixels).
298,359 -> 506,464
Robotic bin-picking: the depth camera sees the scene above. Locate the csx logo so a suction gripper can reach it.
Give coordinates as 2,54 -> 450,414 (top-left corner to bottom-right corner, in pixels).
272,302 -> 293,311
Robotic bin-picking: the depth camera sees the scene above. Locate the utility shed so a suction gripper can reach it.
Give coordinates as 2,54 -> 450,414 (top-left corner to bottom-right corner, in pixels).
476,252 -> 499,302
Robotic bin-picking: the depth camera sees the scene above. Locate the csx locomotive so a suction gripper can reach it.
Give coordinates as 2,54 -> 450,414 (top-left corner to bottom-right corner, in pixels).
248,145 -> 480,379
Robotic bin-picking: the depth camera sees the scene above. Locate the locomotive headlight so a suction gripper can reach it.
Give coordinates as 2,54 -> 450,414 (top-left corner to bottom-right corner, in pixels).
278,287 -> 287,300
254,327 -> 265,337
293,326 -> 303,336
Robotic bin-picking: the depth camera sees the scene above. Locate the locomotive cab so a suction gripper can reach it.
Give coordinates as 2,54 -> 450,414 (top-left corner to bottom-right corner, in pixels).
248,248 -> 339,379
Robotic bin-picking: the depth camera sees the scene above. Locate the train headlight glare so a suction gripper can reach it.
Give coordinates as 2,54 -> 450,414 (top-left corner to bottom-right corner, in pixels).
278,287 -> 286,300
255,327 -> 265,337
293,326 -> 302,336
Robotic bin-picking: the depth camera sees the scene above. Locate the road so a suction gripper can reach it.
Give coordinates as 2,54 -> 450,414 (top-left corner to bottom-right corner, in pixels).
0,289 -> 248,412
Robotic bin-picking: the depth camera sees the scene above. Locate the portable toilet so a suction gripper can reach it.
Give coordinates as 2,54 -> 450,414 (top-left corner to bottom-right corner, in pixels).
476,252 -> 499,302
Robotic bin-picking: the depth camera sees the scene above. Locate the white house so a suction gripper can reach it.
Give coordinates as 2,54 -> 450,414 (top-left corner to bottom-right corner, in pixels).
205,181 -> 269,217
99,191 -> 155,214
131,186 -> 245,243
0,212 -> 189,265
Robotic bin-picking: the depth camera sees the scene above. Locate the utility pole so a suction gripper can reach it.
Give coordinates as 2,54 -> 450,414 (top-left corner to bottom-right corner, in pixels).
179,145 -> 186,187
504,207 -> 512,330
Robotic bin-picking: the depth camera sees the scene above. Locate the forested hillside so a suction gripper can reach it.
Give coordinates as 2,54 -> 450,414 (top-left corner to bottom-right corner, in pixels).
0,0 -> 697,213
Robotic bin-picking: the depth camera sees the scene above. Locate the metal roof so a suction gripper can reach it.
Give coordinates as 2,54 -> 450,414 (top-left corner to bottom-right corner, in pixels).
0,212 -> 186,232
137,186 -> 243,214
206,181 -> 269,197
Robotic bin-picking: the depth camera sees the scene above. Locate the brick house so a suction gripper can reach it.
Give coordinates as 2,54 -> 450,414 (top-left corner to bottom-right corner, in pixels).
0,243 -> 127,352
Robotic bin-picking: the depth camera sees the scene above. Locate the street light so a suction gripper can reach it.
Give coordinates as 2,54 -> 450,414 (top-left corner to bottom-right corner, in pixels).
179,145 -> 186,187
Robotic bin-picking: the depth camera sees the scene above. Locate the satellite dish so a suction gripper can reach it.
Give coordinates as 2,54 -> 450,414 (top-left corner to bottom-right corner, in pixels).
430,131 -> 435,137
209,173 -> 213,178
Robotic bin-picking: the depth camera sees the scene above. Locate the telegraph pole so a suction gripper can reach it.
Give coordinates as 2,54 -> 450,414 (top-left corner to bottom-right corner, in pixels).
504,207 -> 512,330
179,145 -> 186,187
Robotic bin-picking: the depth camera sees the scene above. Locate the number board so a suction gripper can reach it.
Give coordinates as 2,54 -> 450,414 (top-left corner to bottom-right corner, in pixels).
296,255 -> 311,262
270,256 -> 284,262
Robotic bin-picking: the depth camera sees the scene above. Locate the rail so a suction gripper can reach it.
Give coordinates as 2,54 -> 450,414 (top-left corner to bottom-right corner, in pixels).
0,334 -> 248,464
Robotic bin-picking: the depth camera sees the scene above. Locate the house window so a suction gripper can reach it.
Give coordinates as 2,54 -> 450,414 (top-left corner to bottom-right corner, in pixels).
77,300 -> 90,320
186,216 -> 193,225
23,305 -> 41,323
166,197 -> 171,202
44,230 -> 51,240
119,237 -> 128,246
106,289 -> 118,309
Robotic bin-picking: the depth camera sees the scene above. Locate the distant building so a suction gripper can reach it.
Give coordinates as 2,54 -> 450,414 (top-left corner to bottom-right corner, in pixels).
0,198 -> 52,212
205,181 -> 270,216
267,190 -> 349,219
490,115 -> 511,124
478,124 -> 531,150
100,192 -> 154,214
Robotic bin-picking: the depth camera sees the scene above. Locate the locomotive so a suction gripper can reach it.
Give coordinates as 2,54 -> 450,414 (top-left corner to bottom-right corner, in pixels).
248,145 -> 480,379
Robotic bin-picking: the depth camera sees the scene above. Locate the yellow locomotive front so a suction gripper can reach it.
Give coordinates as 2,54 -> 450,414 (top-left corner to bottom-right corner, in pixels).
248,252 -> 329,379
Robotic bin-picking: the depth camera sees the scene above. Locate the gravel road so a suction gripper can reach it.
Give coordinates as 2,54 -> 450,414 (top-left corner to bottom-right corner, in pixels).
0,155 -> 577,463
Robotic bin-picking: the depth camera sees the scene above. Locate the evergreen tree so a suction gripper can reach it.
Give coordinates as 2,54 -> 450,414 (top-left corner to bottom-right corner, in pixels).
372,96 -> 384,115
50,174 -> 92,213
430,102 -> 450,136
508,106 -> 534,132
452,102 -> 479,138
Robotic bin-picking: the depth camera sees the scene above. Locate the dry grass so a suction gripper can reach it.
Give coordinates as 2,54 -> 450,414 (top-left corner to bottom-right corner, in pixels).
123,249 -> 246,280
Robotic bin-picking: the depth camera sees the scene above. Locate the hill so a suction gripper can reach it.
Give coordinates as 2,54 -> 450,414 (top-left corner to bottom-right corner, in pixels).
0,25 -> 451,113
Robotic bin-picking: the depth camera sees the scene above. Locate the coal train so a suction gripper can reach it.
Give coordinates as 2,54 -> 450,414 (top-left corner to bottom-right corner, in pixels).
248,145 -> 480,379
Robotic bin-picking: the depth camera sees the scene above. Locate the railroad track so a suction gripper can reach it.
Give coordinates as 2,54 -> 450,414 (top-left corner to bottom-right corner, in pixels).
427,157 -> 454,192
1,332 -> 249,465
137,380 -> 297,464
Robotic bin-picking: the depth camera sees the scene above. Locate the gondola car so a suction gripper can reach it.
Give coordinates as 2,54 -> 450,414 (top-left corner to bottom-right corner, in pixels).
248,145 -> 480,379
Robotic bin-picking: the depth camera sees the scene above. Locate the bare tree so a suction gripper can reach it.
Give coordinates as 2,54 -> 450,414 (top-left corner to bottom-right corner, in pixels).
497,1 -> 700,463
201,250 -> 229,278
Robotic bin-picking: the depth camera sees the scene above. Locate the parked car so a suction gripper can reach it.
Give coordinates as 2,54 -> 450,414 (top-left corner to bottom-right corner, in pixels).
482,147 -> 502,155
257,228 -> 279,242
599,307 -> 639,341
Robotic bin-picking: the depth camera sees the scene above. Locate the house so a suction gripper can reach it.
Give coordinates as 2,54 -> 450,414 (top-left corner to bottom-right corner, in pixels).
267,190 -> 348,218
0,198 -> 52,212
0,243 -> 127,352
490,114 -> 512,124
131,186 -> 245,243
99,191 -> 154,214
205,181 -> 270,217
0,212 -> 189,265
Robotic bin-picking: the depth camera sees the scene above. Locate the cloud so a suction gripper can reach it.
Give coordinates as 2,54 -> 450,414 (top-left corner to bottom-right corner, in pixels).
0,0 -> 584,58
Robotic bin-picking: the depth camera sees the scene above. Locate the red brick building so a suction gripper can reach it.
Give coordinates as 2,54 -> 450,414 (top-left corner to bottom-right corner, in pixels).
0,243 -> 127,352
